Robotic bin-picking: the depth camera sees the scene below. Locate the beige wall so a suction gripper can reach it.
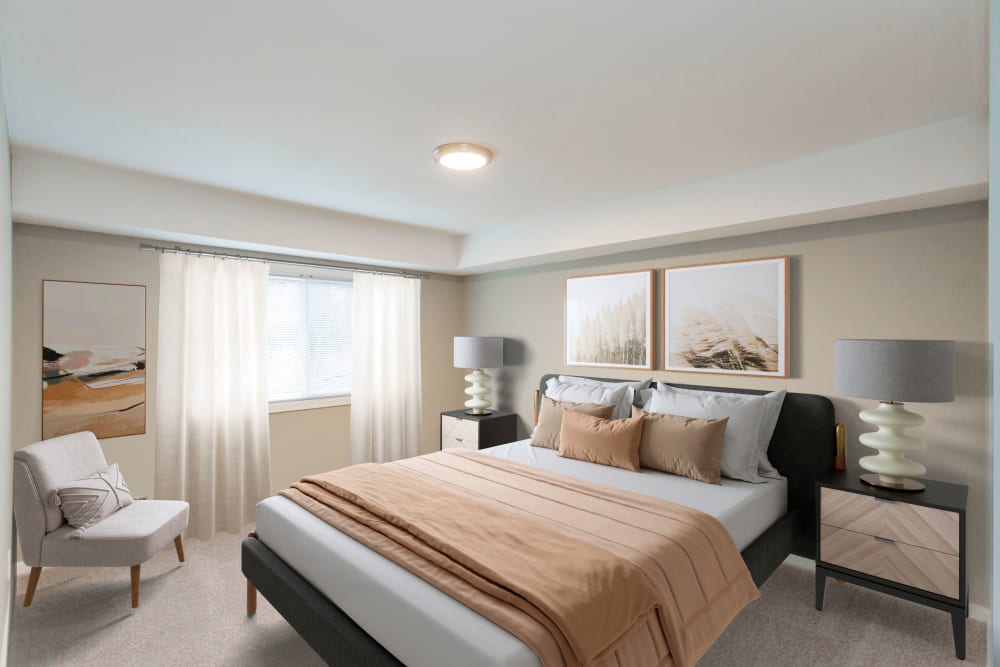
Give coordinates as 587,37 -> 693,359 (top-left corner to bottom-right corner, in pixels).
268,406 -> 350,495
14,226 -> 160,495
464,201 -> 991,609
12,224 -> 466,500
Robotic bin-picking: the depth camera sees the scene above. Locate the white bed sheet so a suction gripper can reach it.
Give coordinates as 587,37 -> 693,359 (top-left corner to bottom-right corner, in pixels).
256,440 -> 787,667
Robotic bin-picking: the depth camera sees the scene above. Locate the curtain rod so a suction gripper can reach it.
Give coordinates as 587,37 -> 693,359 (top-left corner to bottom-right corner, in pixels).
138,244 -> 430,280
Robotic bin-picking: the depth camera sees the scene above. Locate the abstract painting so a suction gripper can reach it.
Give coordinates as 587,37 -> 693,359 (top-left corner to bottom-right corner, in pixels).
663,257 -> 788,377
565,270 -> 653,369
43,281 -> 147,439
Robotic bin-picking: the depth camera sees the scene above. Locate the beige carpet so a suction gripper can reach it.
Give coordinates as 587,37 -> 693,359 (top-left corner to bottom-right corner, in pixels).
11,530 -> 986,666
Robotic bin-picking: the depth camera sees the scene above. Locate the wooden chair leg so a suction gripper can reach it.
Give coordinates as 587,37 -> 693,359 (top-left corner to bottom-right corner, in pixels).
247,579 -> 257,616
23,567 -> 42,607
130,564 -> 141,608
174,535 -> 185,563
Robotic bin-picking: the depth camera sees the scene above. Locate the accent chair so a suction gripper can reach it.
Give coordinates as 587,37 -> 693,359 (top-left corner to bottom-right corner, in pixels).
12,431 -> 189,608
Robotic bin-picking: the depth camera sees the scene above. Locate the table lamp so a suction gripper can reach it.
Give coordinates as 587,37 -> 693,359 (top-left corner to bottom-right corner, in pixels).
835,339 -> 955,491
454,337 -> 504,415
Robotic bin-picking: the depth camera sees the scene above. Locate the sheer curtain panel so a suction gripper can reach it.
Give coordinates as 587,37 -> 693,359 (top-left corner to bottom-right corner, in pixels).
350,273 -> 422,463
156,253 -> 271,539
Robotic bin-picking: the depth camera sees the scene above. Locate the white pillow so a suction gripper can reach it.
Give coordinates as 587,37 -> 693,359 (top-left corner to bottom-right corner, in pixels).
642,386 -> 785,483
556,376 -> 653,419
545,379 -> 629,418
655,385 -> 786,479
755,390 -> 787,478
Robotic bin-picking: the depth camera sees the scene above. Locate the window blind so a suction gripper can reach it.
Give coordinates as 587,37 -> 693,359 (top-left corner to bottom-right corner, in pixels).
266,275 -> 352,402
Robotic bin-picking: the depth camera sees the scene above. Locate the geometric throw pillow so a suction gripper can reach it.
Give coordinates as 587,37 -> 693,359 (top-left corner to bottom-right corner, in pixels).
53,463 -> 134,539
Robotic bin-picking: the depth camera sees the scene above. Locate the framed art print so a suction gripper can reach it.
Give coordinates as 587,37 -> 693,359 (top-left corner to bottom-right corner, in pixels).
662,257 -> 788,377
42,280 -> 147,439
565,270 -> 653,370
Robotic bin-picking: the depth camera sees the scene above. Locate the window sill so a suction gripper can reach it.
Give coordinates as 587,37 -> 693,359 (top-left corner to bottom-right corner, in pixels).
269,395 -> 351,414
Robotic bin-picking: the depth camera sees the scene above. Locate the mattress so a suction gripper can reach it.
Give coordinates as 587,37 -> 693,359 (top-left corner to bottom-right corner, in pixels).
255,440 -> 787,667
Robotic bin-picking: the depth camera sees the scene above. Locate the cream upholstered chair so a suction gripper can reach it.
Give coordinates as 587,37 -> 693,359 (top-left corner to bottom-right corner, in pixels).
12,431 -> 189,608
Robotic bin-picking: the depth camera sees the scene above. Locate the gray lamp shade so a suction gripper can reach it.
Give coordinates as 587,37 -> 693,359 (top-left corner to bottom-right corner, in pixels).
454,337 -> 504,369
835,339 -> 955,403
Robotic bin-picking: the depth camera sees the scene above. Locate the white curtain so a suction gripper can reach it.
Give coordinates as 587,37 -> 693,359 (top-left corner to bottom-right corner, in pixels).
350,273 -> 422,463
156,253 -> 271,539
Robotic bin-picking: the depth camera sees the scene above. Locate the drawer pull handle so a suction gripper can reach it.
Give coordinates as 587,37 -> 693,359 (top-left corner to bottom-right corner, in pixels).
455,438 -> 463,442
874,536 -> 896,545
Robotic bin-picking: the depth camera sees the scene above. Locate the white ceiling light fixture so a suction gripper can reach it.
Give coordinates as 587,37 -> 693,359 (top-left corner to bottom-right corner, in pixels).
433,143 -> 494,171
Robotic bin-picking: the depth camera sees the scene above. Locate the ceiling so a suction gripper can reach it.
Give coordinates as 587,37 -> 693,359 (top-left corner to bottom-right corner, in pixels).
0,0 -> 989,271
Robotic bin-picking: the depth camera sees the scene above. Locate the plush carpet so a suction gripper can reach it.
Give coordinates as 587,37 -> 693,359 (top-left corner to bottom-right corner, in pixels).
10,531 -> 986,666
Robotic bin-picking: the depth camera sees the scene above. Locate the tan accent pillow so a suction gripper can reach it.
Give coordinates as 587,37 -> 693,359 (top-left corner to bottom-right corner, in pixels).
557,410 -> 644,471
633,406 -> 728,484
531,397 -> 615,449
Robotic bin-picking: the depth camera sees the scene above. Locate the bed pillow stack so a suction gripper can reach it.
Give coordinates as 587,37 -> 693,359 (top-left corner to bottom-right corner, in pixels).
640,386 -> 786,483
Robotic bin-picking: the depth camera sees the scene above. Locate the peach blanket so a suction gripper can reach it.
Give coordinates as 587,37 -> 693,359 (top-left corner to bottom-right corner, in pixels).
281,449 -> 759,667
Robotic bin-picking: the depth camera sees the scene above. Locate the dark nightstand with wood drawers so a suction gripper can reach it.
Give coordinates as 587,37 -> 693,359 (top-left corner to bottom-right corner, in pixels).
440,409 -> 517,451
815,470 -> 968,659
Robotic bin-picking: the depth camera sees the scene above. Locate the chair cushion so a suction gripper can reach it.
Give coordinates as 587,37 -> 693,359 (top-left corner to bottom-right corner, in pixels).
40,500 -> 189,567
54,463 -> 135,538
14,432 -> 108,534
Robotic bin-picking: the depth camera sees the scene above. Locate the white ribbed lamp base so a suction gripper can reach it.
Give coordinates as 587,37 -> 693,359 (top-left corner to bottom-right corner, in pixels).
464,369 -> 493,415
857,401 -> 926,491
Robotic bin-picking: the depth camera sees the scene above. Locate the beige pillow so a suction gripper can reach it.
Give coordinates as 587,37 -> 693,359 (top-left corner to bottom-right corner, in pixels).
531,397 -> 615,449
557,410 -> 644,471
633,406 -> 728,484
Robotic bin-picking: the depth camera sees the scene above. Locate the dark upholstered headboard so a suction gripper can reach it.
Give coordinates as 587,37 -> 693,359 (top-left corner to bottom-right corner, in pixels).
537,374 -> 836,558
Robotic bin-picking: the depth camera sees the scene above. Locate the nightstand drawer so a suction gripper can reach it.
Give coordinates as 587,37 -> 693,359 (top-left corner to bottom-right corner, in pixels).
441,415 -> 479,450
820,487 -> 883,534
820,524 -> 959,599
883,501 -> 959,556
821,488 -> 959,555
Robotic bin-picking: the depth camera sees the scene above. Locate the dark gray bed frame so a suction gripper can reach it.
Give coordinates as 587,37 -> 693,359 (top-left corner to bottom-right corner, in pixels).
242,375 -> 837,666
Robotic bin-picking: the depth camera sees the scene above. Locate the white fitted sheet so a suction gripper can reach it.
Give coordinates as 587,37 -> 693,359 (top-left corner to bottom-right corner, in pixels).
256,440 -> 787,667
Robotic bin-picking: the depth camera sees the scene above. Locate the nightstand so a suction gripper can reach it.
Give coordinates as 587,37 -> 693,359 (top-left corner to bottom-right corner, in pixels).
440,409 -> 517,451
815,470 -> 968,659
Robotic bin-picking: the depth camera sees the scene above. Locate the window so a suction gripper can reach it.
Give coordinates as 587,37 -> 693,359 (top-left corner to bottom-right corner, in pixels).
266,275 -> 352,405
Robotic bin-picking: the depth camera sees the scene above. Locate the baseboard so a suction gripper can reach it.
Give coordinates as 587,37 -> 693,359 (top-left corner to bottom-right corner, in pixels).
780,555 -> 990,623
783,554 -> 815,571
969,603 -> 989,623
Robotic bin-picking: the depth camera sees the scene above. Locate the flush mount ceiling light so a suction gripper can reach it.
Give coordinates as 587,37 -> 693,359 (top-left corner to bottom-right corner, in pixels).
433,143 -> 494,171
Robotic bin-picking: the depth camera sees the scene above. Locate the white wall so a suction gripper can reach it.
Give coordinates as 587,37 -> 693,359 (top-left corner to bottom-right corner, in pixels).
458,114 -> 987,272
11,149 -> 462,272
12,113 -> 988,277
0,66 -> 13,666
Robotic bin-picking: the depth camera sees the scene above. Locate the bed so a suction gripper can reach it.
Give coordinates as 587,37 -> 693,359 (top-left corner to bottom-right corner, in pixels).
242,375 -> 837,666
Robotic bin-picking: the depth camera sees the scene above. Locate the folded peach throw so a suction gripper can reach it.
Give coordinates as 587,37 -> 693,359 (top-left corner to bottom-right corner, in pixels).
281,449 -> 759,667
